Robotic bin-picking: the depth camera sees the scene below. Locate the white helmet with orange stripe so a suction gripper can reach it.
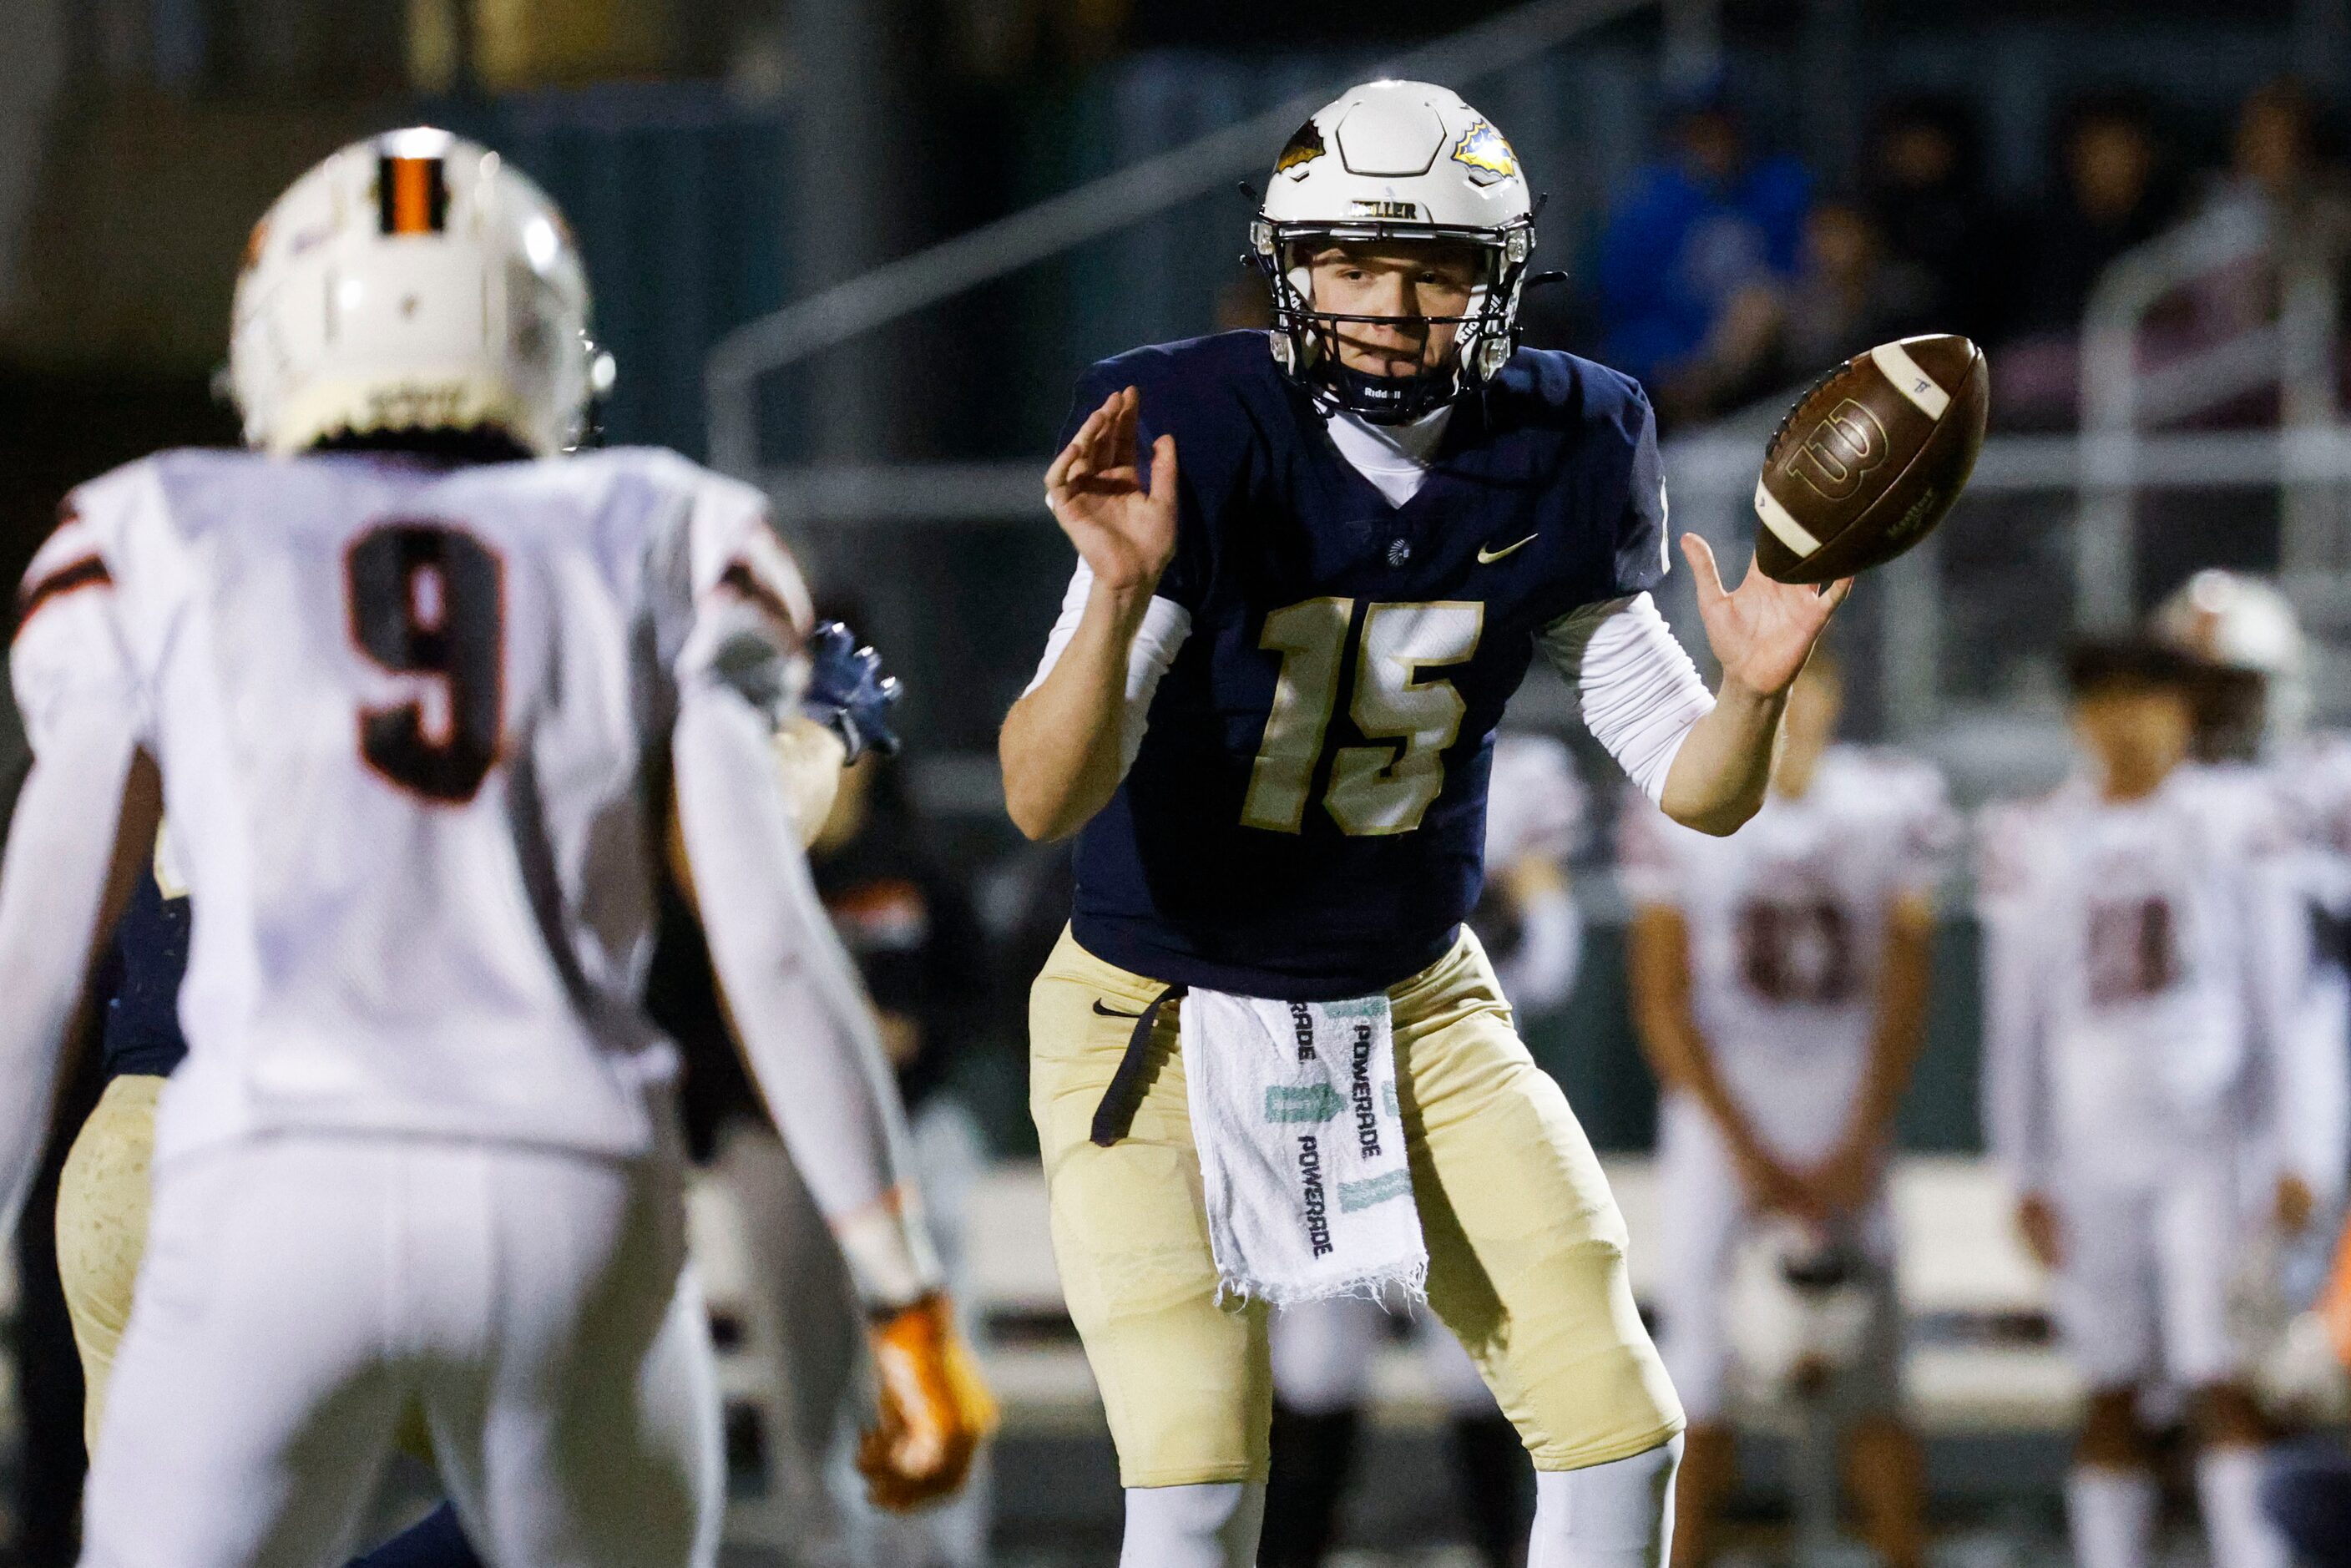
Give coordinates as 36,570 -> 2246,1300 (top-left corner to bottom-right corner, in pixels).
227,127 -> 608,458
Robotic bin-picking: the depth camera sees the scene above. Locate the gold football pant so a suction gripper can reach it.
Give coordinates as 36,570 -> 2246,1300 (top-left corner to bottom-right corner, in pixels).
57,1072 -> 164,1451
1029,926 -> 1682,1488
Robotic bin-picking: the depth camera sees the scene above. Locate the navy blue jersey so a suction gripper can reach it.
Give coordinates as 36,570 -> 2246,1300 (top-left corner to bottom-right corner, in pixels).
100,856 -> 191,1079
1062,331 -> 1669,999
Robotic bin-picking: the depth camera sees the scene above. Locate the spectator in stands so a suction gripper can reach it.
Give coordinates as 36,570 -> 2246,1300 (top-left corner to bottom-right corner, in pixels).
2010,90 -> 2180,338
2185,78 -> 2351,344
1861,95 -> 2006,344
1776,194 -> 1938,378
1989,90 -> 2182,426
1596,83 -> 1811,425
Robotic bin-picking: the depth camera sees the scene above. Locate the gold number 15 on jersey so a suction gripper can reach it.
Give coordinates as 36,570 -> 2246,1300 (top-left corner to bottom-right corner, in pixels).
1241,599 -> 1484,836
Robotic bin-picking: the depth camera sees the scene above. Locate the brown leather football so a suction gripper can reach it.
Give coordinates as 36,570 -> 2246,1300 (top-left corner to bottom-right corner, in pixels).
1752,334 -> 1989,584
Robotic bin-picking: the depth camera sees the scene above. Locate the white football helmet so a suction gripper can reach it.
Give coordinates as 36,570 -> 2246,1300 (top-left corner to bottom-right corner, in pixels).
228,127 -> 603,458
1251,80 -> 1536,423
2150,569 -> 2309,754
1725,1219 -> 1880,1402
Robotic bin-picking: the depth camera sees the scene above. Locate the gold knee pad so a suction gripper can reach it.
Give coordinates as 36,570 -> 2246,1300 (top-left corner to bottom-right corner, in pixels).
58,1073 -> 164,1452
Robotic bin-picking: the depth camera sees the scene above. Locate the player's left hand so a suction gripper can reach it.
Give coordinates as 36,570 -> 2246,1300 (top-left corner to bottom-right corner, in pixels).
2276,1173 -> 2316,1234
802,621 -> 902,761
857,1292 -> 999,1512
1681,534 -> 1853,699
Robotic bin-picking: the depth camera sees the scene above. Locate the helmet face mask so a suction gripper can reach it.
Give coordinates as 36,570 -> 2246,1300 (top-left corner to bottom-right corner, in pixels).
229,127 -> 599,460
1252,82 -> 1537,425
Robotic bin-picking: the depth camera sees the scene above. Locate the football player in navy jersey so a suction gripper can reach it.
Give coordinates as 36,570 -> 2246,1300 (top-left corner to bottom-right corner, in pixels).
999,81 -> 1850,1567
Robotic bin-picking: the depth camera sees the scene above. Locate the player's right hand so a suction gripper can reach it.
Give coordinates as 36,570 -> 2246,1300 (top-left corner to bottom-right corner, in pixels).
2015,1192 -> 2064,1269
857,1292 -> 999,1512
1044,387 -> 1178,594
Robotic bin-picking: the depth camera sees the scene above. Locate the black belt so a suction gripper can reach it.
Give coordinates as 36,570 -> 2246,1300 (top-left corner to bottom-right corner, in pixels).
1089,984 -> 1187,1147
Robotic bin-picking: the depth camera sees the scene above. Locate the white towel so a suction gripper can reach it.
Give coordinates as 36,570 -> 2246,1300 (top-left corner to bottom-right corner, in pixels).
1179,988 -> 1428,1306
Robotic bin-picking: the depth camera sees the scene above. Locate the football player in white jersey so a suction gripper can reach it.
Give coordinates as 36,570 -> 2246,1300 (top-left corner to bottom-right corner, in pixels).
1620,650 -> 1951,1568
1979,637 -> 2343,1568
0,129 -> 991,1568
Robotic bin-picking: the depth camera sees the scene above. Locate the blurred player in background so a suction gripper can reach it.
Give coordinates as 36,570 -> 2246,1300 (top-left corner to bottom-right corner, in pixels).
1621,650 -> 1951,1568
0,129 -> 988,1568
1259,731 -> 1589,1568
1979,637 -> 2342,1568
2151,572 -> 2351,1394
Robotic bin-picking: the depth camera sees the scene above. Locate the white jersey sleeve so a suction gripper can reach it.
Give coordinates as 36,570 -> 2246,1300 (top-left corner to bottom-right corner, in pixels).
0,499 -> 150,1235
1020,560 -> 1192,777
661,475 -> 941,1307
1535,594 -> 1713,805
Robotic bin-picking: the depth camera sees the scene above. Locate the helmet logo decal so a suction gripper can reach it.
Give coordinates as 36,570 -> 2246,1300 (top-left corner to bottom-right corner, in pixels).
1450,119 -> 1519,185
377,155 -> 449,236
1348,199 -> 1419,220
1275,119 -> 1327,179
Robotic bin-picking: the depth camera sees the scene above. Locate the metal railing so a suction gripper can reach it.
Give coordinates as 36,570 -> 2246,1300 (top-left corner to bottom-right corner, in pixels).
2078,195 -> 2345,628
701,0 -> 1666,478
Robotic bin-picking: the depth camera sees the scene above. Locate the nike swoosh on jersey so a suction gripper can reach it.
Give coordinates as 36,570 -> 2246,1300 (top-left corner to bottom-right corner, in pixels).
1092,999 -> 1146,1019
1477,534 -> 1538,564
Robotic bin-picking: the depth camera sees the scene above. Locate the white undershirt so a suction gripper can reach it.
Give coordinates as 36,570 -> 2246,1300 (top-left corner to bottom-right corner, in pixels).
1025,410 -> 1714,803
1324,405 -> 1454,507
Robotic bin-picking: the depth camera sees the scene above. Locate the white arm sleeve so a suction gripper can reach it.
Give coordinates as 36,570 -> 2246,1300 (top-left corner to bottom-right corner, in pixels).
665,483 -> 938,1308
1022,560 -> 1192,776
1536,594 -> 1714,805
672,685 -> 942,1308
0,524 -> 144,1240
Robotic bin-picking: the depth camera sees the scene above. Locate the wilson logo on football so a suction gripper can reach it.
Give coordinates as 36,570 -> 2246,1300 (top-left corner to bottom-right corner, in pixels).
1782,399 -> 1889,502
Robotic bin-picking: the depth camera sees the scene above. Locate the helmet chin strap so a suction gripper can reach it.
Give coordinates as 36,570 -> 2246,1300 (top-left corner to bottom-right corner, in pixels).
1316,355 -> 1461,424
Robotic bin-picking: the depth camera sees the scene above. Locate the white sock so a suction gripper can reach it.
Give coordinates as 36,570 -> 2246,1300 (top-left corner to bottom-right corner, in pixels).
1528,1434 -> 1682,1568
1120,1481 -> 1266,1568
2066,1467 -> 2157,1568
2197,1446 -> 2288,1568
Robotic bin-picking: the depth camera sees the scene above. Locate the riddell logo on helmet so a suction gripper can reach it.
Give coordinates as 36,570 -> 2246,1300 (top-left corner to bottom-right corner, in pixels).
1349,199 -> 1418,220
1782,400 -> 1888,502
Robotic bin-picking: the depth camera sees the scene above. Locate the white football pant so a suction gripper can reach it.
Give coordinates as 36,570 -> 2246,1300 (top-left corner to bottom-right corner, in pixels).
81,1133 -> 721,1568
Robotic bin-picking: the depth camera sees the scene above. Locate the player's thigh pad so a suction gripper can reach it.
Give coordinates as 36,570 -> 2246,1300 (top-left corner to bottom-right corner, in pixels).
80,1140 -> 413,1568
1029,928 -> 1271,1487
2050,1181 -> 2161,1389
425,1143 -> 718,1568
1398,932 -> 1684,1470
57,1072 -> 164,1452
